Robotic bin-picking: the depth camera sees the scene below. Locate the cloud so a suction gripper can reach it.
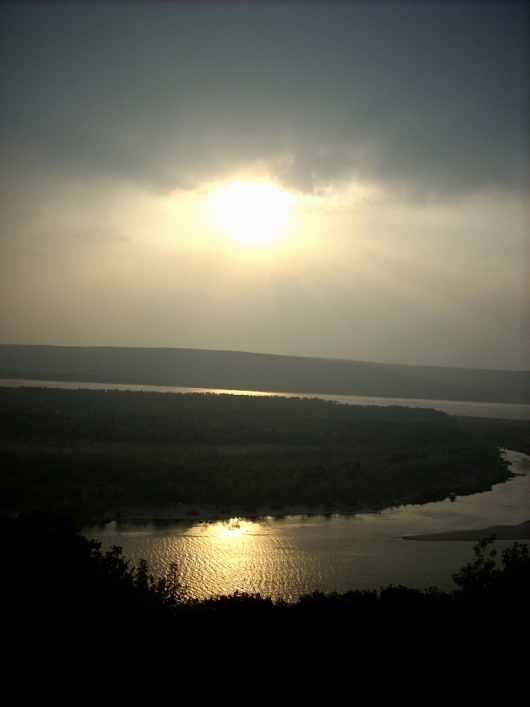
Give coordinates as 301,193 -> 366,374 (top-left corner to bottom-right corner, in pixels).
1,3 -> 527,200
0,2 -> 528,370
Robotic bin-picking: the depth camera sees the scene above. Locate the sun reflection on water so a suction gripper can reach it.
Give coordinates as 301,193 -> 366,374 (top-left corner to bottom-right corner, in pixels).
218,517 -> 248,538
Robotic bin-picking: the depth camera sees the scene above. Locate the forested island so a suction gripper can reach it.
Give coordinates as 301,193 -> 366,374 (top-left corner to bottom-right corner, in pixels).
1,386 -> 528,522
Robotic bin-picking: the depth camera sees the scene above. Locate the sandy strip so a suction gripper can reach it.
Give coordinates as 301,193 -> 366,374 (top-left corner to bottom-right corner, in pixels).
402,520 -> 530,541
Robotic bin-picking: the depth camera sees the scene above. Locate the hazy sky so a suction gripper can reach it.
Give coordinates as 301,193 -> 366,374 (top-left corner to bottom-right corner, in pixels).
1,1 -> 528,369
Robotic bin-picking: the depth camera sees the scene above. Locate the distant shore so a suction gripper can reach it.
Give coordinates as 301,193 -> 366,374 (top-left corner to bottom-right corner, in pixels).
1,344 -> 529,405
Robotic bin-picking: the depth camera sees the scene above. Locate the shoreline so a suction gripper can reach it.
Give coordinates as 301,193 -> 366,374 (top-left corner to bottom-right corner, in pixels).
85,509 -> 530,543
89,501 -> 385,525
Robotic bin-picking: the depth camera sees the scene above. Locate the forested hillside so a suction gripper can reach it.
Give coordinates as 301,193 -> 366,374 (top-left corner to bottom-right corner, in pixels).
1,344 -> 528,403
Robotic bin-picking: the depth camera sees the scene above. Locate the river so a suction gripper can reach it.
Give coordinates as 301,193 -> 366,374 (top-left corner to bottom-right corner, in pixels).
83,449 -> 529,601
1,378 -> 529,419
3,378 -> 528,598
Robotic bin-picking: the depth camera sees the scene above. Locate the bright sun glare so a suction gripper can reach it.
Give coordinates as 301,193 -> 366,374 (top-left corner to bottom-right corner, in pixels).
211,181 -> 296,245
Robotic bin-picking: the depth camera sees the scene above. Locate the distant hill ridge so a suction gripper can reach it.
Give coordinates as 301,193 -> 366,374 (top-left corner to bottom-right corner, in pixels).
0,345 -> 528,404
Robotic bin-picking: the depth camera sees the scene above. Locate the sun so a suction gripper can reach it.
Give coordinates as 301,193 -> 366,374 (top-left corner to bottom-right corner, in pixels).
211,180 -> 296,245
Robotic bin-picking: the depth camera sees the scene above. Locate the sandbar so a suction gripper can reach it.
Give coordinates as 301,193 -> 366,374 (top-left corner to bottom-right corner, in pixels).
402,520 -> 530,541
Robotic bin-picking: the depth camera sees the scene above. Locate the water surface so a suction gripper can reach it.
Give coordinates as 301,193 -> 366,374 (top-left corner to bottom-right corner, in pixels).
1,378 -> 528,419
84,450 -> 529,601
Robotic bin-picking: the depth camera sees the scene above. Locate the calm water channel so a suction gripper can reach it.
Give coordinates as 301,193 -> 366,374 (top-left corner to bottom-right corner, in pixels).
1,378 -> 529,419
84,450 -> 529,602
